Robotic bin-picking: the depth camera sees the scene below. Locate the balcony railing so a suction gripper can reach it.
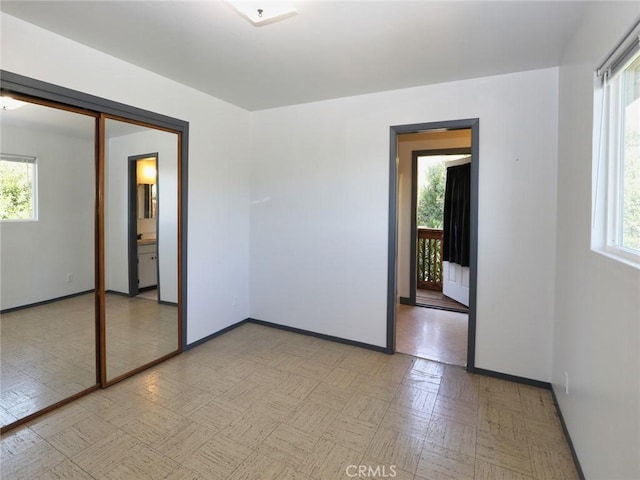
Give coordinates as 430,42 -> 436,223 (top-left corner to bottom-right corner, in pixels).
417,228 -> 443,291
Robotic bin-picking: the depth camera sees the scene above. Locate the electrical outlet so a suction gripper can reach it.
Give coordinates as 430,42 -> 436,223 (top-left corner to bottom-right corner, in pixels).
564,371 -> 569,395
66,273 -> 73,283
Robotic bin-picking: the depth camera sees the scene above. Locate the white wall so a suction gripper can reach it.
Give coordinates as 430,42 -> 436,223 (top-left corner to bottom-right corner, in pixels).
0,12 -> 251,343
554,3 -> 640,479
251,67 -> 559,381
0,121 -> 95,310
105,127 -> 178,304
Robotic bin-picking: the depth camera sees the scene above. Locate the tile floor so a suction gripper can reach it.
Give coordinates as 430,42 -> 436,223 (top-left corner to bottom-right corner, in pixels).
1,293 -> 178,428
396,305 -> 468,366
1,323 -> 579,479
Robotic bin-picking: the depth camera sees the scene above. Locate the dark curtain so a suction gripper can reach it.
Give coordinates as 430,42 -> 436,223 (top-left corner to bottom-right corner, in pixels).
443,163 -> 470,267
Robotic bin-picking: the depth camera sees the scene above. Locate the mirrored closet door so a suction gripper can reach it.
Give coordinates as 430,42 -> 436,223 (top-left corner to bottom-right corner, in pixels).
0,99 -> 98,429
0,77 -> 186,432
102,117 -> 180,383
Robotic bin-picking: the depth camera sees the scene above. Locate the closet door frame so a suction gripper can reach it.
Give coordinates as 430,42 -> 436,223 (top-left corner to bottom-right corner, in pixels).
0,70 -> 189,431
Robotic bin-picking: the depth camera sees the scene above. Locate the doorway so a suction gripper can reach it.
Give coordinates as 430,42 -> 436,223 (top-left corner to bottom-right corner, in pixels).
387,119 -> 478,371
128,153 -> 159,298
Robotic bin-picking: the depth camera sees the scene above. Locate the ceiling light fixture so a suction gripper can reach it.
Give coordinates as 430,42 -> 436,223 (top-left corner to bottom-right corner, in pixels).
0,96 -> 27,110
226,1 -> 297,27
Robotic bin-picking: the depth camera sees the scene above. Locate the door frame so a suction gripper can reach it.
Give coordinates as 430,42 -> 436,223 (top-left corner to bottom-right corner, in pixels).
128,152 -> 159,298
388,119 -> 479,372
409,147 -> 471,306
1,70 -> 189,365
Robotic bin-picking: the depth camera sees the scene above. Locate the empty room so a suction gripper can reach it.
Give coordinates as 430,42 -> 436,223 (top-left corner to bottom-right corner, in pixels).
1,2 -> 639,479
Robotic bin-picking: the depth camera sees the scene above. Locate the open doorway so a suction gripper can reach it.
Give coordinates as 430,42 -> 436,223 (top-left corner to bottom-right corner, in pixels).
388,120 -> 478,370
411,151 -> 470,313
128,153 -> 159,300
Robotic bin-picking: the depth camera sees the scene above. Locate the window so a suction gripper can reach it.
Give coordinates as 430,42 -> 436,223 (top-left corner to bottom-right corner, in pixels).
593,21 -> 640,268
0,154 -> 37,221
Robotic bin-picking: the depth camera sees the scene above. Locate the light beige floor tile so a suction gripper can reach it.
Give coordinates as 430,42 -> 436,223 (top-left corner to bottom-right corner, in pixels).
25,402 -> 93,439
477,398 -> 527,441
47,415 -> 118,457
432,396 -> 477,427
357,378 -> 402,402
227,451 -> 301,480
309,345 -> 348,368
342,392 -> 390,424
528,437 -> 580,480
425,415 -> 476,457
304,382 -> 354,411
251,390 -> 302,421
183,436 -> 253,479
393,384 -> 437,414
0,322 -> 581,480
164,465 -> 205,480
474,459 -> 534,479
363,426 -> 425,473
190,397 -> 247,431
436,376 -> 480,404
277,374 -> 320,400
69,428 -> 143,476
218,379 -> 275,409
523,416 -> 566,445
286,400 -> 338,436
381,403 -> 431,438
220,357 -> 265,380
322,367 -> 364,390
1,438 -> 65,479
371,361 -> 412,384
0,425 -> 43,457
100,444 -> 180,480
371,466 -> 414,480
518,389 -> 560,425
299,438 -> 363,480
278,357 -> 333,381
156,389 -> 214,417
256,423 -> 319,469
116,402 -> 189,445
245,364 -> 289,387
37,458 -> 94,480
221,409 -> 281,449
416,442 -> 475,480
321,414 -> 378,454
475,430 -> 532,476
338,349 -> 386,375
154,421 -> 214,464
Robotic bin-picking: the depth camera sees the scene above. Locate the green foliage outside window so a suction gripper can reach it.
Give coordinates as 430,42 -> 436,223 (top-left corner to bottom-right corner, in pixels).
417,162 -> 445,229
623,129 -> 640,251
0,159 -> 35,220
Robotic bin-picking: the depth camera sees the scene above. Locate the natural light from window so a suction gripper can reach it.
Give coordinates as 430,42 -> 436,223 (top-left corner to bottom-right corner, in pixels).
0,154 -> 37,221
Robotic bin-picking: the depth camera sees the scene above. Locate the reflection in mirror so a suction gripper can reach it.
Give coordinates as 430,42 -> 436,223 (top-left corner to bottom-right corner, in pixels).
0,100 -> 97,428
104,118 -> 179,382
137,184 -> 156,219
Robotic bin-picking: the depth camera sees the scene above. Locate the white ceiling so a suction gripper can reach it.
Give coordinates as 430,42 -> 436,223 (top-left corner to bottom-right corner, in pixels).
1,1 -> 591,111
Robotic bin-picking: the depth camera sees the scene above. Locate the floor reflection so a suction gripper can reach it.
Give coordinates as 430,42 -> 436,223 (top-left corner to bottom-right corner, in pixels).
0,294 -> 96,427
105,292 -> 177,381
0,292 -> 178,427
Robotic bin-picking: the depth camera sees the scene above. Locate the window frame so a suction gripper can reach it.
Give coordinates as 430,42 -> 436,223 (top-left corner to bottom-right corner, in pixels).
592,21 -> 640,270
0,153 -> 38,222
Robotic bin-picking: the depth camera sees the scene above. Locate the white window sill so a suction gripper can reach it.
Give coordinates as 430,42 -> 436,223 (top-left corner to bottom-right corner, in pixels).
592,245 -> 640,271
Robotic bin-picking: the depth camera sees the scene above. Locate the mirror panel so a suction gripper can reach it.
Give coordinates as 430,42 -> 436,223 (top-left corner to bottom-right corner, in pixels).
104,118 -> 179,382
0,100 -> 97,428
